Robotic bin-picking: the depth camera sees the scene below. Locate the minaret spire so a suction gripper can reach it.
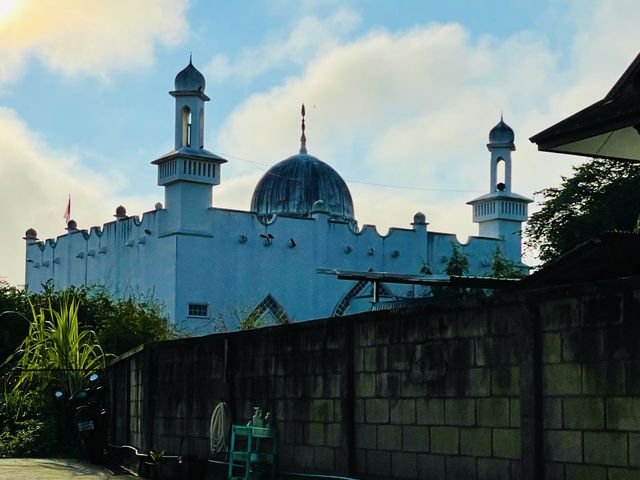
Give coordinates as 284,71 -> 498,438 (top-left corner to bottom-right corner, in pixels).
300,103 -> 307,154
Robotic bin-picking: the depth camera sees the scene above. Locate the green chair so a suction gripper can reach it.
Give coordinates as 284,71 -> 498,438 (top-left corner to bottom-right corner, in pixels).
228,425 -> 277,480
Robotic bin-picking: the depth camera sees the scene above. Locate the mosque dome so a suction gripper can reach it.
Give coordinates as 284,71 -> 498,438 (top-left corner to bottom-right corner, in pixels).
174,58 -> 205,92
489,117 -> 515,145
251,105 -> 354,221
251,152 -> 354,220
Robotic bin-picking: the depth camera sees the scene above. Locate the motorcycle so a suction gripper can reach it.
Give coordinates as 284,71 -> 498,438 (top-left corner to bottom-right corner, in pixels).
55,372 -> 108,463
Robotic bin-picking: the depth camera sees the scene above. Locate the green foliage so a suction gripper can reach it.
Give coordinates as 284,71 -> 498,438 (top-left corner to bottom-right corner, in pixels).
149,449 -> 166,463
525,158 -> 640,263
0,284 -> 174,360
445,243 -> 469,276
489,247 -> 525,279
2,296 -> 106,404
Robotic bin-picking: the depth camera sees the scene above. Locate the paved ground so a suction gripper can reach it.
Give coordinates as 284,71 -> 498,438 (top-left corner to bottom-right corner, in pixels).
0,458 -> 129,479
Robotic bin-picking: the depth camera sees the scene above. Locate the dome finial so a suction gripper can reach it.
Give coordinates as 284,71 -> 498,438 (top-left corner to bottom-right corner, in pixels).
501,110 -> 503,122
189,52 -> 192,65
300,103 -> 307,154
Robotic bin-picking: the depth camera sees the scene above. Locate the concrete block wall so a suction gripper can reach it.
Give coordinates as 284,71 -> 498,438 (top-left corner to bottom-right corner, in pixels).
349,302 -> 525,480
107,276 -> 640,479
539,281 -> 640,479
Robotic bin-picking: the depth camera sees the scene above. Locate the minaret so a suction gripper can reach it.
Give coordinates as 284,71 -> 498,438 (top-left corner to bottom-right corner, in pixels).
467,117 -> 532,262
151,58 -> 227,233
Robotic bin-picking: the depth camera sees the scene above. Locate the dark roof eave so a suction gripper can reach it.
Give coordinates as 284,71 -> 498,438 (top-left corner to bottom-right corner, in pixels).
530,51 -> 640,161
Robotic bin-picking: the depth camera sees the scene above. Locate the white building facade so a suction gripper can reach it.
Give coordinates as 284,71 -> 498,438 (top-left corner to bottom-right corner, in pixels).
24,62 -> 532,334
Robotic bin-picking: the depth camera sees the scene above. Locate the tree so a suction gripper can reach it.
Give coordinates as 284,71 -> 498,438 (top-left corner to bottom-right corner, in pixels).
526,158 -> 640,263
445,243 -> 469,276
489,247 -> 525,279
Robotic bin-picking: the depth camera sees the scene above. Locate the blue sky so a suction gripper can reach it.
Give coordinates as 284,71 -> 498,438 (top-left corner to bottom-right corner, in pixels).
0,0 -> 639,284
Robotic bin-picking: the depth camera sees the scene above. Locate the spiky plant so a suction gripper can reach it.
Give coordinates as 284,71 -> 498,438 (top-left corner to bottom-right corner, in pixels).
2,295 -> 106,406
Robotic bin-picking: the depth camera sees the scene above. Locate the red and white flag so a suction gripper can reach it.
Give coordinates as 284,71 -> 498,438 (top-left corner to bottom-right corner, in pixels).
63,195 -> 71,224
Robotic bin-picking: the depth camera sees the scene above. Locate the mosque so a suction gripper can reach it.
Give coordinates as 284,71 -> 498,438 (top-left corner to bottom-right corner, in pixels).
24,61 -> 532,334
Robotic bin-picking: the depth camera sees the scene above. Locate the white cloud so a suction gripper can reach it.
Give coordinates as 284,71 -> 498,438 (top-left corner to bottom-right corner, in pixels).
204,8 -> 361,82
0,0 -> 189,82
0,108 -> 158,284
212,0 -> 640,267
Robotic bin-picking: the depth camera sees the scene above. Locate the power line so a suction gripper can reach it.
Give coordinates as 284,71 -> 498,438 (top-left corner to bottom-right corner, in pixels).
217,151 -> 485,194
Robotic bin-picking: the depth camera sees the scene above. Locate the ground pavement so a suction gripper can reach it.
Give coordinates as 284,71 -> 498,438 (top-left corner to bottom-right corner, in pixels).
0,458 -> 128,479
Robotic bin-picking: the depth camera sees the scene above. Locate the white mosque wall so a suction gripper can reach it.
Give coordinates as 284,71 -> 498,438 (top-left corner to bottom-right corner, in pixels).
26,206 -> 508,334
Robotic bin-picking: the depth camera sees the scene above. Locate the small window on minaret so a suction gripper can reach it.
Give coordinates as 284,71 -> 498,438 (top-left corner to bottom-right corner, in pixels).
496,157 -> 506,189
182,107 -> 192,147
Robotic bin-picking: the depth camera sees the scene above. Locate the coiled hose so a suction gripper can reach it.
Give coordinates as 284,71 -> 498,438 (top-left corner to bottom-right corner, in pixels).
209,401 -> 232,454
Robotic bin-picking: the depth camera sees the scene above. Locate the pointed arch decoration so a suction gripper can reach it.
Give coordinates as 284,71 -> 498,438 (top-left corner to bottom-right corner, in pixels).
333,281 -> 392,317
246,293 -> 291,325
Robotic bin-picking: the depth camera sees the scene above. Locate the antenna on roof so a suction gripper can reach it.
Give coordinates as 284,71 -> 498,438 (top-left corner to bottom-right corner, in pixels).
300,103 -> 307,154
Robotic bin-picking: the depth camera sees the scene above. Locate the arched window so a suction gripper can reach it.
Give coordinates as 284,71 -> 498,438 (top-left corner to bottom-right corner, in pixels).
182,106 -> 192,147
496,157 -> 506,190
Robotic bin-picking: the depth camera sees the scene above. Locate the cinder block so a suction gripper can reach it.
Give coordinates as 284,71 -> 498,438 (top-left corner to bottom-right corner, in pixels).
417,398 -> 444,425
447,339 -> 475,369
295,445 -> 314,468
584,431 -> 628,466
625,361 -> 640,396
510,399 -> 521,427
377,424 -> 402,451
467,368 -> 491,397
608,467 -> 640,480
458,310 -> 489,337
355,424 -> 376,449
564,464 -> 606,480
325,423 -> 342,447
540,298 -> 579,331
543,333 -> 562,363
366,449 -> 390,477
445,398 -> 476,426
313,447 -> 334,470
390,398 -> 416,424
312,399 -> 334,422
477,398 -> 509,427
607,397 -> 640,431
493,428 -> 521,459
477,458 -> 510,480
460,427 -> 491,457
391,452 -> 418,479
418,454 -> 445,480
476,337 -> 518,367
363,347 -> 377,372
430,426 -> 459,454
402,425 -> 429,452
582,294 -> 622,326
544,364 -> 582,395
388,344 -> 412,371
307,423 -> 325,446
510,460 -> 522,480
544,462 -> 565,480
563,397 -> 604,430
355,373 -> 376,398
377,372 -> 402,398
630,433 -> 640,468
562,330 -> 603,362
545,430 -> 582,463
446,456 -> 476,479
354,399 -> 364,423
365,399 -> 389,424
544,398 -> 562,429
583,362 -> 625,395
492,367 -> 520,396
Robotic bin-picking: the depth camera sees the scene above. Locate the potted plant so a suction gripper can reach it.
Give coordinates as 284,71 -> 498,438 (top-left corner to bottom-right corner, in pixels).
145,450 -> 180,480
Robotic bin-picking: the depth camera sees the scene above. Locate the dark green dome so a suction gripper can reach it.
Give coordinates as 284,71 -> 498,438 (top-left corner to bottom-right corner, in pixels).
251,152 -> 354,221
489,118 -> 515,145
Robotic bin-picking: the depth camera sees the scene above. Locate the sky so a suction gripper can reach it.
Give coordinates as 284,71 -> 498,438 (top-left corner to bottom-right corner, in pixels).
0,0 -> 639,285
